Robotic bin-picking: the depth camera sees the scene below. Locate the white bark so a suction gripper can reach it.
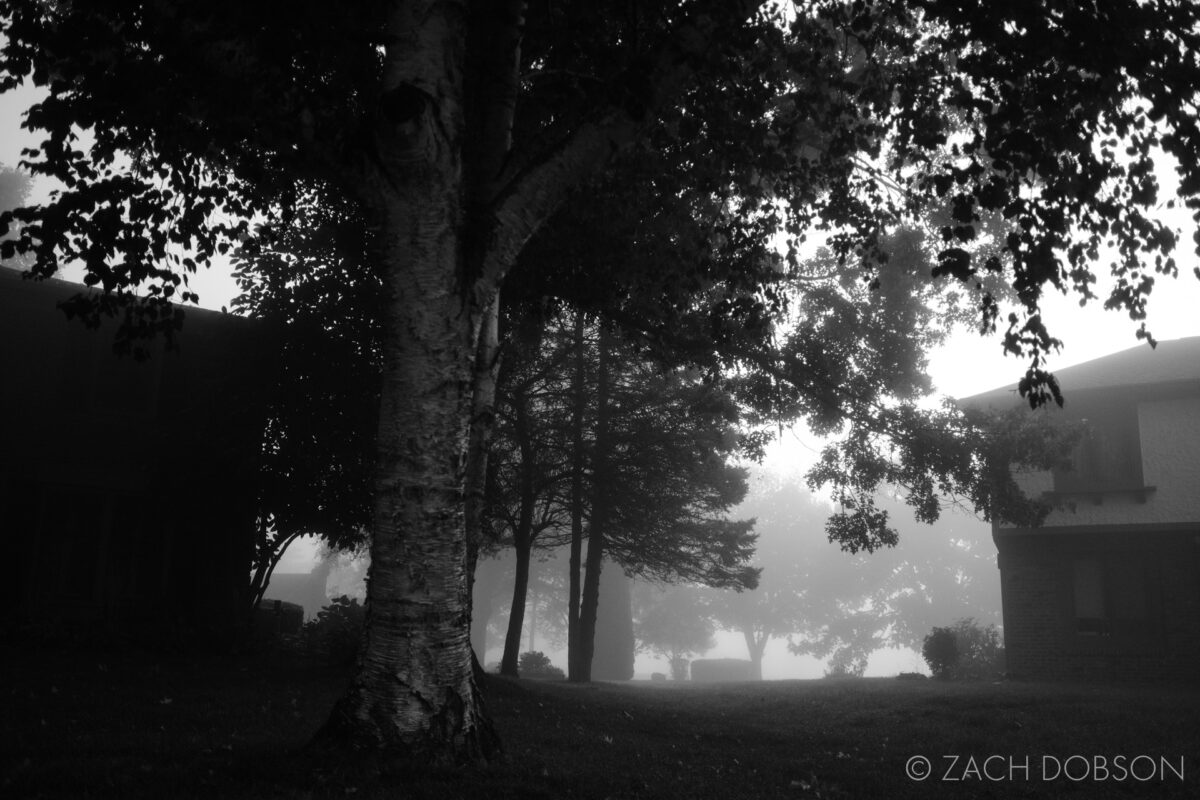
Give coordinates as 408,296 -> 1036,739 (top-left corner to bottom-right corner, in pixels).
320,0 -> 497,762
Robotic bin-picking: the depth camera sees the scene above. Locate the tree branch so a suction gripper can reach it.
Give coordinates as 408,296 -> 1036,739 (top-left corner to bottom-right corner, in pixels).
472,1 -> 762,303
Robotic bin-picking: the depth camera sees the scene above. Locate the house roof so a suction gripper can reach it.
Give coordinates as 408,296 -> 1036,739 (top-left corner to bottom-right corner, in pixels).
0,266 -> 236,325
958,335 -> 1200,408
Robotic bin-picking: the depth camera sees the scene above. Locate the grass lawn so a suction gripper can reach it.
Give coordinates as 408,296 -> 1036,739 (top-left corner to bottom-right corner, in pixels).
3,647 -> 1199,799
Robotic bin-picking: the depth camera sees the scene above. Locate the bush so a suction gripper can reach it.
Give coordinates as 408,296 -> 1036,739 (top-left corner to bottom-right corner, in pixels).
951,618 -> 1005,680
823,652 -> 867,679
922,626 -> 958,679
518,651 -> 564,680
922,618 -> 1005,680
301,595 -> 364,665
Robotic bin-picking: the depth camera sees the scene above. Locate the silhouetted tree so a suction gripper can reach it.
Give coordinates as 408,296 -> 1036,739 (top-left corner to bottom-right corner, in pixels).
487,313 -> 757,681
231,191 -> 380,618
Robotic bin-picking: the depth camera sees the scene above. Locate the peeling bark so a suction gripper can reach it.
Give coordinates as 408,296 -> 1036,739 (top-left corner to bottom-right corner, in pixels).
317,0 -> 498,763
319,191 -> 499,757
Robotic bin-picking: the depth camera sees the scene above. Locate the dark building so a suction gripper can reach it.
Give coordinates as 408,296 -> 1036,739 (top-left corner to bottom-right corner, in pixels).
963,337 -> 1200,681
1,269 -> 269,641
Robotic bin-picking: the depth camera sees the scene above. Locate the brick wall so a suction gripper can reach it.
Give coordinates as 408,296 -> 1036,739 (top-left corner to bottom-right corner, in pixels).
998,531 -> 1200,682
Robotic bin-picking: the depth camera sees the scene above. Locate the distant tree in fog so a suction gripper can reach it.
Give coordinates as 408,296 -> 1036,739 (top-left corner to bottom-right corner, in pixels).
707,477 -> 833,679
0,162 -> 33,270
635,584 -> 717,680
708,473 -> 1016,675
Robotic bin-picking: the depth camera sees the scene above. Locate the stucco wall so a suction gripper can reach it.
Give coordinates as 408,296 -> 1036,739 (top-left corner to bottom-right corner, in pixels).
1008,395 -> 1200,530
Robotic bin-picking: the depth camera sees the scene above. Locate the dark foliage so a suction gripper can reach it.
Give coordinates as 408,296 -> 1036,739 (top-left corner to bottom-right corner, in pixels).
517,651 -> 565,680
302,596 -> 367,666
922,626 -> 959,680
945,617 -> 1005,681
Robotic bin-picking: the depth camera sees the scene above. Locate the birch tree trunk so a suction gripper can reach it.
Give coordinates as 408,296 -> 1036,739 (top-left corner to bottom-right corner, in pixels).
316,0 -> 726,761
318,0 -> 498,762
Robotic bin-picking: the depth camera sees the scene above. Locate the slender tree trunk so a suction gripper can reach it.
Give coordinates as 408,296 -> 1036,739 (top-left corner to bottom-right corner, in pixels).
463,291 -> 500,667
317,0 -> 497,762
499,386 -> 537,676
247,526 -> 303,620
499,537 -> 532,676
469,556 -> 498,661
527,579 -> 536,652
576,323 -> 612,683
460,0 -> 522,675
566,313 -> 588,681
464,290 -> 501,558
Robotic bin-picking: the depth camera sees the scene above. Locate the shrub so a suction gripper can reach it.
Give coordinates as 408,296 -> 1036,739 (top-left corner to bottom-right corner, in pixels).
823,652 -> 867,679
922,619 -> 1005,680
950,618 -> 1005,680
301,595 -> 364,665
518,651 -> 564,680
922,626 -> 958,679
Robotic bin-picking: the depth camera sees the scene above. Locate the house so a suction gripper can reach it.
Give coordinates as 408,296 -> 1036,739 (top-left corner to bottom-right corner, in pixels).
0,269 -> 271,642
261,558 -> 334,623
963,336 -> 1200,681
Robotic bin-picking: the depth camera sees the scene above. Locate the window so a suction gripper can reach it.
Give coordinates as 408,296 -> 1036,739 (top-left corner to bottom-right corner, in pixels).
1072,556 -> 1150,637
1055,403 -> 1144,493
1073,559 -> 1107,635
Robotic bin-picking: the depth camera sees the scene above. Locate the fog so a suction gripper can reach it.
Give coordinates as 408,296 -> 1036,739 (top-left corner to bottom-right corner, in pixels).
268,465 -> 998,681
